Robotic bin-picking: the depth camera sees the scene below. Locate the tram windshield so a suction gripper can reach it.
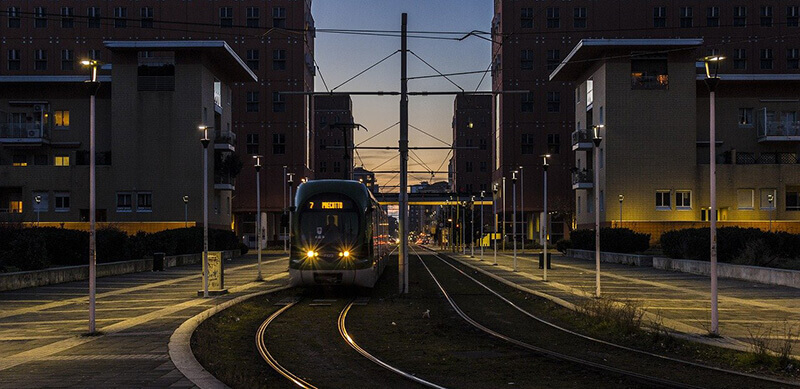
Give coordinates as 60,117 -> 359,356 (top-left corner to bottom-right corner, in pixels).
299,196 -> 359,244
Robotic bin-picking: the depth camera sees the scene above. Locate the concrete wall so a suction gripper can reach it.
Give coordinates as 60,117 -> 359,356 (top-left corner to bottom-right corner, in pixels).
0,250 -> 238,292
567,249 -> 653,266
653,256 -> 800,289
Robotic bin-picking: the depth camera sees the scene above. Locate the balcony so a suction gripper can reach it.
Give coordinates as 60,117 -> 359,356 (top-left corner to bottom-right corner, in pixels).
0,123 -> 50,145
571,169 -> 594,190
214,130 -> 236,151
214,174 -> 235,191
571,129 -> 593,150
757,119 -> 800,142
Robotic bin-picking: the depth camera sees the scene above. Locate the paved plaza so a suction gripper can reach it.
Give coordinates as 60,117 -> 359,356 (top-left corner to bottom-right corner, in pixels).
438,247 -> 800,357
0,253 -> 290,388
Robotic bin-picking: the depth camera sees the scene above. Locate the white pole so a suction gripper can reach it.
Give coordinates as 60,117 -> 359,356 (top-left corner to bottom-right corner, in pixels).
88,85 -> 96,333
502,176 -> 506,252
512,171 -> 517,271
288,173 -> 295,260
593,127 -> 603,298
283,165 -> 288,254
255,156 -> 262,281
520,166 -> 525,254
184,199 -> 188,228
470,196 -> 475,257
461,202 -> 466,255
201,127 -> 210,298
543,156 -> 549,282
710,88 -> 719,334
493,185 -> 498,265
480,191 -> 485,261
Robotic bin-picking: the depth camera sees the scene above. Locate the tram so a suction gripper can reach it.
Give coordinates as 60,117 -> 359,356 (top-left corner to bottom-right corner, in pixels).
288,180 -> 391,287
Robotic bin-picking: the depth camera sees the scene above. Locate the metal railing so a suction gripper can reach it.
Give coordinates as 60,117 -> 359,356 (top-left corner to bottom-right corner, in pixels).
757,119 -> 800,138
571,129 -> 592,146
214,130 -> 236,145
0,123 -> 49,139
571,169 -> 593,185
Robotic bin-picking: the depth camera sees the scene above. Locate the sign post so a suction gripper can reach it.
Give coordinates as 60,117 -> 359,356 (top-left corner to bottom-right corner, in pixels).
198,251 -> 227,295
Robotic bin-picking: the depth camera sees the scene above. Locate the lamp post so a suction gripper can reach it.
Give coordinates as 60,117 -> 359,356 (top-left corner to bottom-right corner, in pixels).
199,125 -> 211,298
768,193 -> 774,231
618,194 -> 624,227
81,59 -> 100,333
254,155 -> 263,281
502,176 -> 506,252
703,54 -> 724,336
283,165 -> 288,254
462,201 -> 466,255
34,195 -> 41,224
492,183 -> 499,266
480,190 -> 485,261
287,172 -> 295,256
183,195 -> 189,228
541,154 -> 550,281
512,170 -> 518,271
470,196 -> 475,257
593,124 -> 604,298
519,166 -> 525,254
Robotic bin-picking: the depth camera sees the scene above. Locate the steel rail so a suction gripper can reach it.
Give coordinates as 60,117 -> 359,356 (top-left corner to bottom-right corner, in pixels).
410,246 -> 701,389
421,247 -> 800,387
337,302 -> 448,389
255,301 -> 317,389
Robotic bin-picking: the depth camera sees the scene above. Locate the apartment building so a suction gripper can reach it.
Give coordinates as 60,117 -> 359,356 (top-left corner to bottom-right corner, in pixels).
314,95 -> 354,180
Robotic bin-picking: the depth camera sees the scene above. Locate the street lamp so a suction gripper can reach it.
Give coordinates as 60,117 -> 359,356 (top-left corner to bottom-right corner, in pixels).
492,183 -> 499,266
283,165 -> 288,254
183,195 -> 189,228
502,176 -> 506,252
199,125 -> 212,298
618,194 -> 624,227
82,58 -> 101,333
541,154 -> 551,281
34,195 -> 42,224
253,155 -> 263,281
768,193 -> 774,231
470,196 -> 475,258
512,170 -> 518,271
519,165 -> 525,254
480,190 -> 485,261
593,124 -> 604,298
287,172 -> 295,257
462,201 -> 467,255
702,54 -> 724,336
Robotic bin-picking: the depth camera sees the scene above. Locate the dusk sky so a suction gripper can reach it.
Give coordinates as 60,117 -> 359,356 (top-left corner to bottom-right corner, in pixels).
312,0 -> 494,191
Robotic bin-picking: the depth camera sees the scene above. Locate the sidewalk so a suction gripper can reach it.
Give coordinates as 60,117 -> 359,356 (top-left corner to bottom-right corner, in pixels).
438,247 -> 800,357
0,254 -> 290,388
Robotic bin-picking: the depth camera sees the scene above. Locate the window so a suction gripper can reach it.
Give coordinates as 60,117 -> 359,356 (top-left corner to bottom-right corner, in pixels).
761,189 -> 777,210
547,91 -> 560,112
220,7 -> 233,28
734,48 -> 747,70
760,6 -> 773,27
787,187 -> 800,210
246,133 -> 259,154
521,92 -> 533,112
246,49 -> 259,71
789,49 -> 799,69
34,155 -> 48,165
761,49 -> 773,70
520,50 -> 534,70
789,6 -> 800,27
546,7 -> 560,28
273,133 -> 286,154
273,92 -> 286,112
480,161 -> 488,172
117,193 -> 133,212
114,7 -> 127,28
574,7 -> 587,28
273,49 -> 286,70
319,161 -> 327,173
521,134 -> 535,154
631,55 -> 669,89
13,155 -> 27,166
737,189 -> 754,210
246,91 -> 259,112
734,6 -> 747,27
465,138 -> 474,148
32,192 -> 48,212
34,50 -> 47,71
577,196 -> 581,215
54,156 -> 70,166
141,7 -> 154,28
7,49 -> 20,71
137,192 -> 152,212
61,7 -> 74,28
655,190 -> 671,210
707,6 -> 720,27
34,7 -> 47,28
546,49 -> 560,71
479,139 -> 487,150
465,161 -> 473,173
653,7 -> 666,27
520,8 -> 533,28
247,7 -> 260,28
61,50 -> 73,71
676,191 -> 691,209
8,7 -> 20,28
54,192 -> 70,212
88,7 -> 101,28
738,108 -> 753,125
89,49 -> 101,61
547,133 -> 560,154
333,161 -> 341,173
273,7 -> 286,28
54,111 -> 69,128
8,201 -> 23,213
680,7 -> 693,27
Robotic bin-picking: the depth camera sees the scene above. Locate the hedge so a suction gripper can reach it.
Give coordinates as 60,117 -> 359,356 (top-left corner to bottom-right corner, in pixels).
569,228 -> 650,254
0,226 -> 241,272
660,227 -> 800,268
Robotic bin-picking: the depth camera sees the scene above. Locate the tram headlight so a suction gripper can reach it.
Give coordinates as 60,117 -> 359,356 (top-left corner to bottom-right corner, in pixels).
307,250 -> 317,258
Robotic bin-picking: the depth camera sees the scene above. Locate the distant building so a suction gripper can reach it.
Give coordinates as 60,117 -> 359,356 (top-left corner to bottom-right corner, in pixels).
0,41 -> 256,231
315,95 -> 354,180
551,38 -> 800,240
353,166 -> 378,194
409,181 -> 449,233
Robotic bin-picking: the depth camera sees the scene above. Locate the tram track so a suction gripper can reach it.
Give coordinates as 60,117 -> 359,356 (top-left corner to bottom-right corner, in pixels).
412,246 -> 796,388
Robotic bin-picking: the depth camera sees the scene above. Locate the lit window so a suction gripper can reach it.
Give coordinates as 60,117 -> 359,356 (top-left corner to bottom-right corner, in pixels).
12,155 -> 27,166
655,190 -> 671,210
55,110 -> 70,128
631,55 -> 668,89
9,201 -> 23,213
676,191 -> 691,209
54,156 -> 70,166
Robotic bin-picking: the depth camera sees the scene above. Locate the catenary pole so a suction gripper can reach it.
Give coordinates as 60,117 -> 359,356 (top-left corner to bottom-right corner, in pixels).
398,13 -> 409,294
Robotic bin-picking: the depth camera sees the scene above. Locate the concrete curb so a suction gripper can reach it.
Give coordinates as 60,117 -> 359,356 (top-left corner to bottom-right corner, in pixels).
168,285 -> 292,389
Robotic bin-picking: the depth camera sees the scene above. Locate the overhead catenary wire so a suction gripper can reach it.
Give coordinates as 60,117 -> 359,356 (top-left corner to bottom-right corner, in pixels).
331,50 -> 400,92
356,122 -> 400,147
409,50 -> 464,92
409,124 -> 451,147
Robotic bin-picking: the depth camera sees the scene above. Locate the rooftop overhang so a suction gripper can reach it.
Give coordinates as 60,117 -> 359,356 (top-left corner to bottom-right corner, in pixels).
0,75 -> 112,83
549,38 -> 704,82
695,74 -> 800,82
104,40 -> 257,83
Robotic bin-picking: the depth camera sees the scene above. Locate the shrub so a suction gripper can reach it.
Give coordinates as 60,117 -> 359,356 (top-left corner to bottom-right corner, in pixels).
239,243 -> 249,256
570,228 -> 650,253
555,239 -> 572,254
660,227 -> 800,268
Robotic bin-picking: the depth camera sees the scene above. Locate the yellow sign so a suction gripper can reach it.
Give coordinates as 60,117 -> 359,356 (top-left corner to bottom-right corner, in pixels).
321,202 -> 343,209
203,251 -> 225,291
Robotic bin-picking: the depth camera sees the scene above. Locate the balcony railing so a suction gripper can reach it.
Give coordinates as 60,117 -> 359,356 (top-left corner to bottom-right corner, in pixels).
757,119 -> 800,142
571,169 -> 594,189
571,129 -> 593,150
214,130 -> 236,151
0,123 -> 49,141
214,174 -> 235,191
